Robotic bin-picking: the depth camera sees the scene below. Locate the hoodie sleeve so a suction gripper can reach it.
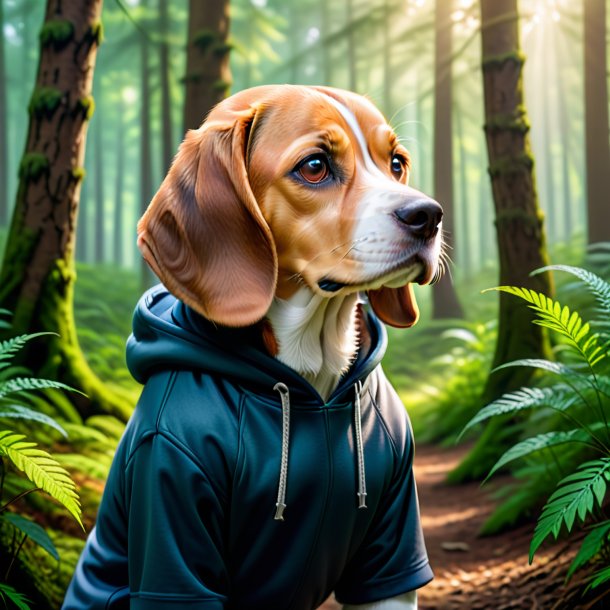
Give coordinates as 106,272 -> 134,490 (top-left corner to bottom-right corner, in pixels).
124,432 -> 229,609
334,372 -> 433,605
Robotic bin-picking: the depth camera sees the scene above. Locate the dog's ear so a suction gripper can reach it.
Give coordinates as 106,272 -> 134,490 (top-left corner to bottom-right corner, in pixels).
137,107 -> 278,327
367,284 -> 420,328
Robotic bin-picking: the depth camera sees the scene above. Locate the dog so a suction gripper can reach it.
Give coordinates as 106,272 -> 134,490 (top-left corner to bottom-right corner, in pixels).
63,85 -> 442,610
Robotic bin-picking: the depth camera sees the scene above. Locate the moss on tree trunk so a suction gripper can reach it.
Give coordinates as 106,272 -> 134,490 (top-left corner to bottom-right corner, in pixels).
0,0 -> 132,424
450,0 -> 553,483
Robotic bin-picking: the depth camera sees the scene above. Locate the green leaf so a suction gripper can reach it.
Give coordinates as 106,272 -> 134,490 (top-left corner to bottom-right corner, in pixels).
533,265 -> 610,315
0,583 -> 31,610
459,386 -> 576,439
0,377 -> 83,401
0,430 -> 82,528
566,520 -> 610,581
0,404 -> 67,437
0,333 -> 56,362
530,459 -> 610,562
486,430 -> 589,481
1,513 -> 60,560
493,359 -> 592,387
486,286 -> 605,369
588,565 -> 610,591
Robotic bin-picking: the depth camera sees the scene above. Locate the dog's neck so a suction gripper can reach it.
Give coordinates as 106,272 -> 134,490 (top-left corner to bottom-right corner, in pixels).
266,288 -> 361,400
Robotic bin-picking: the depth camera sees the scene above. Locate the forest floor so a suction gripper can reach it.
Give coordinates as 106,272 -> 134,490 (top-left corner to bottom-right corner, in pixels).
321,443 -> 609,610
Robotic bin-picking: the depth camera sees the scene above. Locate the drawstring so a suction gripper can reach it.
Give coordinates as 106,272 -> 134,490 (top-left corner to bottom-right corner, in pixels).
354,380 -> 367,509
273,382 -> 291,521
272,380 -> 368,520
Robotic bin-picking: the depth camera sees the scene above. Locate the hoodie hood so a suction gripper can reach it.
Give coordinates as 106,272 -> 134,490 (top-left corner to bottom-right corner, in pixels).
126,284 -> 388,406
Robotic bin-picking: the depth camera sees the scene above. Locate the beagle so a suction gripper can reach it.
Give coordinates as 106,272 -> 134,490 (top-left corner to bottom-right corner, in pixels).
137,85 -> 442,610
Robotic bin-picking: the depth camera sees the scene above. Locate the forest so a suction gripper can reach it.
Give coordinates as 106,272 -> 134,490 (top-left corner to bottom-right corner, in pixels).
0,0 -> 609,608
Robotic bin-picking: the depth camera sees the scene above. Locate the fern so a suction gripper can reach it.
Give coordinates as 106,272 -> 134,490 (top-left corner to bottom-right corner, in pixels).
533,265 -> 610,315
486,430 -> 591,481
0,377 -> 83,401
588,565 -> 610,591
530,458 -> 610,562
0,431 -> 82,528
460,387 -> 575,439
0,405 -> 67,437
485,287 -> 606,368
0,583 -> 30,610
566,520 -> 610,581
0,333 -> 55,363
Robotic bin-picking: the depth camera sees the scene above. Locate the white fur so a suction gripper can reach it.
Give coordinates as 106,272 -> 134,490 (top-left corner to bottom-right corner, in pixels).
266,287 -> 361,400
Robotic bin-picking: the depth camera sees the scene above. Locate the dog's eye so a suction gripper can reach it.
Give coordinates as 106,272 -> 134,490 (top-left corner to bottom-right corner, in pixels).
297,155 -> 330,184
391,154 -> 406,180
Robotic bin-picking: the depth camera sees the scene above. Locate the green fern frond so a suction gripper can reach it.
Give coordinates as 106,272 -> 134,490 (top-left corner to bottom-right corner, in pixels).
0,377 -> 83,401
493,359 -> 593,388
486,429 -> 590,482
530,458 -> 610,562
2,512 -> 60,560
0,583 -> 31,610
485,287 -> 606,368
0,333 -> 56,362
566,519 -> 610,581
0,430 -> 82,528
588,564 -> 610,591
459,387 -> 575,440
533,265 -> 610,315
0,404 -> 67,437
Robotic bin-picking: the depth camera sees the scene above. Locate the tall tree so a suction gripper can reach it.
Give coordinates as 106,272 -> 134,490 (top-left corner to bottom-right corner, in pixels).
93,103 -> 105,263
450,0 -> 553,482
0,0 -> 7,226
114,94 -> 125,266
183,0 -> 231,130
346,0 -> 357,91
432,0 -> 463,318
0,0 -> 131,420
159,0 -> 173,173
583,0 -> 610,243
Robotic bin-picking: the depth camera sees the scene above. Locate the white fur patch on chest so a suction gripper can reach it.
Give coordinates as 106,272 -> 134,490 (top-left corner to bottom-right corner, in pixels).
266,288 -> 361,399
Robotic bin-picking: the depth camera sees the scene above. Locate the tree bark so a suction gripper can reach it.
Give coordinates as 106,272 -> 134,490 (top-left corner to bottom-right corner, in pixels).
0,0 -> 7,226
183,0 -> 231,131
114,96 -> 125,266
583,0 -> 610,244
0,0 -> 132,422
346,0 -> 357,91
159,0 -> 173,173
450,0 -> 554,482
432,0 -> 463,318
93,104 -> 105,263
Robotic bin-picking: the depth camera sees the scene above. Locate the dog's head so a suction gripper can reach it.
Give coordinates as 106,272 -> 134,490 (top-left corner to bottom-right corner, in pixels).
138,85 -> 443,328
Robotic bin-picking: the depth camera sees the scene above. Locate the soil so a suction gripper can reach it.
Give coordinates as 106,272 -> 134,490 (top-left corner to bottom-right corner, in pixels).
319,443 -> 610,610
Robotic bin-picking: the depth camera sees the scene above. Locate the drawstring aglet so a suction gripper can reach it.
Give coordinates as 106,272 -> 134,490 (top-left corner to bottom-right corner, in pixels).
358,492 -> 367,509
275,502 -> 287,521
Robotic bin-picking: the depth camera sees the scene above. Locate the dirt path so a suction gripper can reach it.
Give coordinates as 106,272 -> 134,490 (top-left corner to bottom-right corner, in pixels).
414,444 -> 598,610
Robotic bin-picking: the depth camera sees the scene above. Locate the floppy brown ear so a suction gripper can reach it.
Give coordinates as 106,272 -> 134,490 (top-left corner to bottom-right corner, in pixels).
137,107 -> 278,327
367,284 -> 420,328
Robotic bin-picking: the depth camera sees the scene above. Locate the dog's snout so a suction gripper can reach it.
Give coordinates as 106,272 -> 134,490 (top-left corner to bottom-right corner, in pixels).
394,199 -> 443,240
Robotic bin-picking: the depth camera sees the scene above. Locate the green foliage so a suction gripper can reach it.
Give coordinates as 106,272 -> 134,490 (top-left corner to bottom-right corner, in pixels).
0,583 -> 30,610
18,153 -> 49,182
39,19 -> 74,50
2,513 -> 59,561
28,86 -> 62,119
462,263 -> 610,593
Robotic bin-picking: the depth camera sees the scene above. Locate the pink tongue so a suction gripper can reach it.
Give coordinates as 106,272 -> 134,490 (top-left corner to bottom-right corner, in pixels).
367,284 -> 419,328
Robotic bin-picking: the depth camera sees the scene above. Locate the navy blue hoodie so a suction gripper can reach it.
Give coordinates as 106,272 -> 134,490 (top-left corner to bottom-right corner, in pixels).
63,285 -> 432,609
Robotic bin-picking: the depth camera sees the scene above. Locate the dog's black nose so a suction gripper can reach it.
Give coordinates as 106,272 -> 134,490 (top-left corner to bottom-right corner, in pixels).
394,199 -> 443,240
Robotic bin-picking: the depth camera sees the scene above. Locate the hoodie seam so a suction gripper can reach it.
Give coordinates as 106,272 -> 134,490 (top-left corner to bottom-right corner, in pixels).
154,370 -> 179,432
368,385 -> 401,465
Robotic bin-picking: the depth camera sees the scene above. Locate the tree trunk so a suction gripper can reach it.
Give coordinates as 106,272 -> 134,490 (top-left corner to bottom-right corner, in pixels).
94,105 -> 105,263
0,0 -> 7,226
140,0 -> 155,288
114,97 -> 125,266
450,0 -> 554,483
583,0 -> 610,244
183,0 -> 231,131
432,0 -> 463,318
455,103 -> 471,278
159,0 -> 173,173
0,0 -> 132,422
